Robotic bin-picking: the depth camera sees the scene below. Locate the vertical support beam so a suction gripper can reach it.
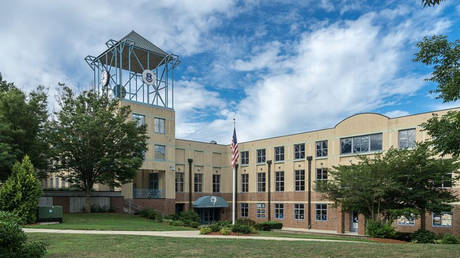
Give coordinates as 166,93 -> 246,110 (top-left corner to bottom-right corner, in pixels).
307,156 -> 312,229
188,158 -> 193,210
235,164 -> 238,221
267,160 -> 272,221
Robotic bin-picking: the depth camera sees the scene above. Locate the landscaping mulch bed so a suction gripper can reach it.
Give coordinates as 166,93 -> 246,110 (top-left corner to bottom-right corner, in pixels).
370,238 -> 408,244
207,232 -> 253,236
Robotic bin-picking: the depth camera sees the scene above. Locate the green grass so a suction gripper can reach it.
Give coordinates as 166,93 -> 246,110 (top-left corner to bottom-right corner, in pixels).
27,233 -> 460,257
25,213 -> 194,231
255,230 -> 370,242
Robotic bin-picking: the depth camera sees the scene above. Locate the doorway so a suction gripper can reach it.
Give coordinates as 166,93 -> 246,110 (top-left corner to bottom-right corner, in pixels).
175,203 -> 185,215
350,211 -> 359,232
196,208 -> 220,224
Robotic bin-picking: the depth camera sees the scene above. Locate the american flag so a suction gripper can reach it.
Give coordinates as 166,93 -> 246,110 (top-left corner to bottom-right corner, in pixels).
231,128 -> 239,168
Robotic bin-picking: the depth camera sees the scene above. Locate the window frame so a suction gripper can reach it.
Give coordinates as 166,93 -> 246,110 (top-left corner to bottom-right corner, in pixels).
275,171 -> 285,192
316,140 -> 328,158
212,174 -> 221,193
294,143 -> 305,160
274,146 -> 285,162
241,151 -> 249,165
193,173 -> 203,193
315,203 -> 328,221
154,117 -> 166,134
175,172 -> 184,192
257,172 -> 266,192
294,203 -> 305,220
396,214 -> 415,226
240,203 -> 249,218
154,144 -> 166,161
256,203 -> 266,218
340,133 -> 383,155
398,128 -> 416,150
241,173 -> 249,192
274,203 -> 284,220
257,149 -> 266,164
294,169 -> 305,191
132,113 -> 145,128
432,212 -> 453,227
316,168 -> 328,181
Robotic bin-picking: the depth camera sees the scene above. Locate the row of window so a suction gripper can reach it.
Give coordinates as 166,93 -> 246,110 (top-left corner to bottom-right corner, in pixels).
240,203 -> 328,221
132,114 -> 166,134
43,178 -> 68,189
175,173 -> 222,193
243,169 -> 327,192
397,213 -> 453,227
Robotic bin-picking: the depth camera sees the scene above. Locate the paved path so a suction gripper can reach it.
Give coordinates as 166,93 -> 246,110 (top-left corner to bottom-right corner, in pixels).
23,228 -> 368,243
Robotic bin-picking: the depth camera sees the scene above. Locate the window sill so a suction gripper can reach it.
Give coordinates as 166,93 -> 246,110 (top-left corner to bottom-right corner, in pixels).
274,161 -> 285,164
293,158 -> 305,162
256,163 -> 266,166
432,225 -> 453,228
339,151 -> 382,157
240,164 -> 249,167
396,224 -> 415,227
315,156 -> 328,160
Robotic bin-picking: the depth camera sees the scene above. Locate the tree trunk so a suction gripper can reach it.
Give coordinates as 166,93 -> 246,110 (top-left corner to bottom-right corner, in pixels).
420,209 -> 426,230
85,189 -> 91,213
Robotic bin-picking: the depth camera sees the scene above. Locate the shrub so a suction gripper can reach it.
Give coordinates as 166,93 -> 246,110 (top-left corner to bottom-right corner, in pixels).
199,226 -> 212,235
220,226 -> 232,235
440,233 -> 459,244
189,221 -> 200,228
178,210 -> 200,223
209,223 -> 221,232
138,209 -> 163,222
412,229 -> 436,243
169,220 -> 185,226
236,218 -> 256,226
231,224 -> 252,234
0,156 -> 42,224
365,220 -> 395,238
254,221 -> 283,231
393,232 -> 413,242
0,211 -> 47,257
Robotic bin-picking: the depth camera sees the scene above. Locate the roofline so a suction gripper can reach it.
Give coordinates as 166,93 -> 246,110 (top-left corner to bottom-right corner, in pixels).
175,138 -> 228,147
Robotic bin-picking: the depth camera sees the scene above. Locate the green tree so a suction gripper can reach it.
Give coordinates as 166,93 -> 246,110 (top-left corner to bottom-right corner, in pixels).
49,85 -> 148,213
0,156 -> 43,224
0,76 -> 49,180
421,0 -> 446,6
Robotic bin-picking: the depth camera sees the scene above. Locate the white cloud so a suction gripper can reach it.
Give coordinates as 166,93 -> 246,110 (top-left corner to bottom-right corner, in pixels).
384,110 -> 410,118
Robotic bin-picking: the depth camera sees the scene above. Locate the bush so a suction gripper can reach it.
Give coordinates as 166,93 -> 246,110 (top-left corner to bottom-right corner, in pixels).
231,223 -> 252,234
0,156 -> 42,224
138,209 -> 163,222
220,226 -> 232,235
393,232 -> 413,242
440,233 -> 459,244
178,210 -> 200,223
0,211 -> 47,257
169,220 -> 185,226
254,221 -> 283,231
199,226 -> 212,235
236,218 -> 256,226
412,229 -> 436,243
189,221 -> 200,228
365,220 -> 395,238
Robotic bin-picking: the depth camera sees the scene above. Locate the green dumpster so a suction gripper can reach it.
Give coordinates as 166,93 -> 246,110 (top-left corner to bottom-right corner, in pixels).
37,206 -> 63,223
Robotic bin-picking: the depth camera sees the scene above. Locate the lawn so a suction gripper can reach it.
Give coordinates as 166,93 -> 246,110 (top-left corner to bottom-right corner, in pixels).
25,213 -> 195,231
27,233 -> 460,257
255,230 -> 369,242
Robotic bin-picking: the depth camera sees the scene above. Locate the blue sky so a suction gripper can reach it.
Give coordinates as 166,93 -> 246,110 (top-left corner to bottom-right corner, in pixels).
1,0 -> 459,143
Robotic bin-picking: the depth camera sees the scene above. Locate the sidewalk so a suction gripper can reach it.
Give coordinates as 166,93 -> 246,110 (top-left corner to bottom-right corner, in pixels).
23,228 -> 368,244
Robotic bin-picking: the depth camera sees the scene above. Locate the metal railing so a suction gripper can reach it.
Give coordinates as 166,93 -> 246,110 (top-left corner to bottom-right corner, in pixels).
133,188 -> 165,199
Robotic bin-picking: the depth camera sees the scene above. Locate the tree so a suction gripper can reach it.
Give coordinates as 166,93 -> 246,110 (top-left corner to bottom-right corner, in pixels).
421,0 -> 446,6
0,156 -> 43,224
0,76 -> 49,180
49,85 -> 148,213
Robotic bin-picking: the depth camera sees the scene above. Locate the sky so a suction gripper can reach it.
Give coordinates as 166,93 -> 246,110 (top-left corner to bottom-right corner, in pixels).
1,0 -> 459,144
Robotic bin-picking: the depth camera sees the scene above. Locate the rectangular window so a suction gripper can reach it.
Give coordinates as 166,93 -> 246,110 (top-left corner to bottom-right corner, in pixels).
316,168 -> 328,181
213,174 -> 221,193
295,170 -> 305,191
257,172 -> 266,192
397,215 -> 415,226
274,146 -> 285,162
256,203 -> 266,218
340,133 -> 382,154
61,178 -> 66,188
132,113 -> 145,128
55,177 -> 59,188
294,204 -> 305,220
241,174 -> 249,192
154,117 -> 165,134
432,212 -> 453,227
194,173 -> 203,192
294,143 -> 305,160
257,149 -> 266,163
275,203 -> 284,219
240,203 -> 249,218
275,171 -> 284,192
398,128 -> 416,149
316,140 -> 328,157
241,151 -> 249,165
154,145 -> 166,160
49,178 -> 53,188
315,204 -> 328,221
175,172 -> 184,192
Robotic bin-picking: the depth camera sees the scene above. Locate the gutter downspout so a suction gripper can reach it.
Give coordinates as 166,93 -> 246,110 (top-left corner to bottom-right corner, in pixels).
267,160 -> 272,221
307,156 -> 312,229
188,158 -> 193,210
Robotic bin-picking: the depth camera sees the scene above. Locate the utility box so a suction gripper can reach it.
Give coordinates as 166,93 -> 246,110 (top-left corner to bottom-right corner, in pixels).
37,206 -> 63,223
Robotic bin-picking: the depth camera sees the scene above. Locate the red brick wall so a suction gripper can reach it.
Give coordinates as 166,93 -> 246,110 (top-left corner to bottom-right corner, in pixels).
133,199 -> 175,215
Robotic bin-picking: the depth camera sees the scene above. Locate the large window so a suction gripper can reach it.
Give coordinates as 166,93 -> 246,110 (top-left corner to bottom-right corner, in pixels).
154,117 -> 165,134
256,203 -> 266,218
397,215 -> 415,226
154,145 -> 166,160
275,203 -> 284,219
316,140 -> 328,157
241,174 -> 249,192
340,133 -> 382,154
398,128 -> 416,149
275,146 -> 284,162
432,212 -> 453,227
294,204 -> 305,220
194,173 -> 203,192
275,171 -> 284,192
240,203 -> 249,217
213,174 -> 221,193
295,170 -> 305,191
132,113 -> 145,127
257,149 -> 266,163
175,172 -> 184,192
241,151 -> 249,165
294,143 -> 305,160
315,204 -> 328,221
257,172 -> 266,192
316,168 -> 328,181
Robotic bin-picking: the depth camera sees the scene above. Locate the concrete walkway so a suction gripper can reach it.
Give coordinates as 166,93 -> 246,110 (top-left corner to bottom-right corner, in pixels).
23,228 -> 367,244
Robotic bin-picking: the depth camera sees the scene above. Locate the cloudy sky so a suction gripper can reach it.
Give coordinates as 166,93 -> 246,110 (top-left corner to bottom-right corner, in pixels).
1,0 -> 459,143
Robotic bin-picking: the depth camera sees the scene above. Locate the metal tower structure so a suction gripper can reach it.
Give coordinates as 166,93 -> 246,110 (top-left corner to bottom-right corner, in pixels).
85,31 -> 180,108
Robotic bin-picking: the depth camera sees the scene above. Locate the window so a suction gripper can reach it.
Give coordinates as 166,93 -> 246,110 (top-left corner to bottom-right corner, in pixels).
340,133 -> 382,154
154,145 -> 166,160
294,143 -> 305,160
240,203 -> 249,217
257,149 -> 266,163
398,128 -> 416,149
55,177 -> 59,188
315,204 -> 328,221
175,172 -> 184,192
275,146 -> 284,161
435,173 -> 453,188
256,203 -> 266,218
61,178 -> 66,188
49,178 -> 53,188
275,171 -> 284,192
132,113 -> 145,127
316,168 -> 328,181
257,172 -> 266,192
295,170 -> 305,191
316,140 -> 328,157
397,215 -> 415,226
275,203 -> 284,219
241,174 -> 249,192
432,212 -> 453,227
154,117 -> 165,134
241,151 -> 249,165
194,173 -> 203,192
294,204 -> 305,220
213,174 -> 221,193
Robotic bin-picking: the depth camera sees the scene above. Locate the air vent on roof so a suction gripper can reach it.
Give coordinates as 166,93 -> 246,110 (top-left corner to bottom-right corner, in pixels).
210,140 -> 217,144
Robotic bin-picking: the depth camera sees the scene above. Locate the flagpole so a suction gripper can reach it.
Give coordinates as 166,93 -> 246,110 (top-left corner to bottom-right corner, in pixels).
232,119 -> 236,225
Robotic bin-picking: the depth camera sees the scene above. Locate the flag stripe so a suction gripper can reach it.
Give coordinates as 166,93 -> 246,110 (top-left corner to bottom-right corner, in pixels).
231,128 -> 238,168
